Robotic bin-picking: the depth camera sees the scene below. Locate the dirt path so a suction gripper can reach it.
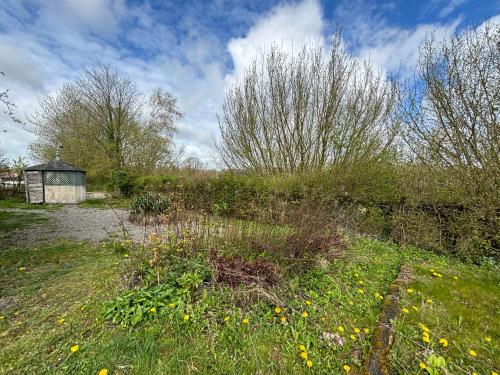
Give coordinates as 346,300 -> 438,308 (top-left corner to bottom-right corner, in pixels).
0,206 -> 156,248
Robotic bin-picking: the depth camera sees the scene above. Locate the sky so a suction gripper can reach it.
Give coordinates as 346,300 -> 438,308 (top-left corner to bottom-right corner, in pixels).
0,0 -> 498,166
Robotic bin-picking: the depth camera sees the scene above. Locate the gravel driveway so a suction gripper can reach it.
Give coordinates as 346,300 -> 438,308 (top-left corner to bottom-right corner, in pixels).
0,206 -> 156,248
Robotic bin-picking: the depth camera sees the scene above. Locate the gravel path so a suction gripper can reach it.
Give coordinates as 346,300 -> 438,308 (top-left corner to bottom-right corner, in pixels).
0,206 -> 156,248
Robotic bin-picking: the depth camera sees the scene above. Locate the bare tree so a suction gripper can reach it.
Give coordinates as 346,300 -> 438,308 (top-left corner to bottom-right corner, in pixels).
1,71 -> 23,128
398,22 -> 500,204
30,64 -> 183,176
217,33 -> 399,174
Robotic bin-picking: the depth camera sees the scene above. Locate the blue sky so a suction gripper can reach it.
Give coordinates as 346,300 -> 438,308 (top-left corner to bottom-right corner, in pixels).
0,0 -> 498,165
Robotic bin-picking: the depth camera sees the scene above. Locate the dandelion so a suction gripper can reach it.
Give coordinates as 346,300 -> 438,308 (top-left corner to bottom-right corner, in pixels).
124,254 -> 129,258
57,318 -> 65,324
18,267 -> 26,272
224,316 -> 230,322
484,336 -> 492,342
168,303 -> 175,308
348,300 -> 354,306
358,280 -> 364,285
350,334 -> 356,340
407,288 -> 414,293
422,335 -> 431,343
430,269 -> 435,273
183,314 -> 190,321
302,311 -> 309,318
375,292 -> 383,300
306,360 -> 313,368
300,351 -> 308,360
0,316 -> 4,320
426,299 -> 433,304
299,345 -> 306,351
242,318 -> 249,324
337,326 -> 345,333
280,316 -> 287,323
412,306 -> 419,312
275,307 -> 282,314
419,362 -> 427,369
305,300 -> 312,305
354,328 -> 360,334
98,369 -> 108,375
343,364 -> 351,373
357,288 -> 364,294
453,276 -> 458,280
492,371 -> 498,375
468,349 -> 477,357
422,331 -> 429,338
402,308 -> 409,314
418,323 -> 430,332
150,307 -> 157,314
363,328 -> 370,334
439,338 -> 448,347
70,345 -> 79,353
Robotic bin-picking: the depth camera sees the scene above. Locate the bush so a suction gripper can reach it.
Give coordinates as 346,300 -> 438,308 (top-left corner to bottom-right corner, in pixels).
131,192 -> 171,216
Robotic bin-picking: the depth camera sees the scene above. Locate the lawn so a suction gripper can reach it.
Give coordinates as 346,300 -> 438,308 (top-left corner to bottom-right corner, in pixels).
0,196 -> 62,210
0,210 -> 49,238
0,234 -> 498,374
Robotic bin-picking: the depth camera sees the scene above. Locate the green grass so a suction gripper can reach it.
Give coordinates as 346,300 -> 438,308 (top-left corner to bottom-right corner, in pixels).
0,211 -> 49,235
78,197 -> 131,209
0,236 -> 498,374
390,249 -> 500,374
0,197 -> 62,210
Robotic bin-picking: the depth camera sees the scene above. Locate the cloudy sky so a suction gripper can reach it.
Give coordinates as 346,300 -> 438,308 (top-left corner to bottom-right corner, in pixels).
0,0 -> 498,165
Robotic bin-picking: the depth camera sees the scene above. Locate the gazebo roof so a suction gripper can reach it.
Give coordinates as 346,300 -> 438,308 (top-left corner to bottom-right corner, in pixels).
25,160 -> 85,172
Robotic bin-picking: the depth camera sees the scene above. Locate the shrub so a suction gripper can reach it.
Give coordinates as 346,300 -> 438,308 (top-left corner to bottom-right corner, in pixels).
131,192 -> 171,216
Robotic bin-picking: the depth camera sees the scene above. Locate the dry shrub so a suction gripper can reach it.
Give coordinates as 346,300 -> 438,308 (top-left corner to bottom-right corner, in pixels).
209,249 -> 280,287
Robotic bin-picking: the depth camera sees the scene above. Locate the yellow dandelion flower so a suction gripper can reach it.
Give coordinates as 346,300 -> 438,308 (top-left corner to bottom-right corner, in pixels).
364,328 -> 370,334
453,276 -> 458,280
70,345 -> 79,353
354,328 -> 360,334
419,362 -> 427,369
412,306 -> 419,312
57,318 -> 65,324
305,300 -> 312,305
439,338 -> 448,347
472,373 -> 478,375
224,316 -> 230,322
0,316 -> 4,320
357,288 -> 364,294
418,323 -> 430,332
402,308 -> 409,314
484,336 -> 492,342
183,314 -> 190,321
337,326 -> 345,332
280,316 -> 287,323
306,360 -> 313,368
18,267 -> 26,272
124,253 -> 129,258
98,369 -> 108,375
430,268 -> 435,272
348,300 -> 354,305
275,307 -> 282,314
168,303 -> 175,308
358,280 -> 364,285
242,318 -> 249,324
343,364 -> 351,373
422,331 -> 430,338
299,345 -> 306,351
150,307 -> 157,314
492,371 -> 498,375
407,288 -> 414,293
468,349 -> 477,357
422,335 -> 431,343
426,299 -> 433,304
302,311 -> 309,318
350,334 -> 356,340
300,351 -> 308,360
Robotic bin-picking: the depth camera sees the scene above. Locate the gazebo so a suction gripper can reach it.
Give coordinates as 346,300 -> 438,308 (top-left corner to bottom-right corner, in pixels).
24,150 -> 86,204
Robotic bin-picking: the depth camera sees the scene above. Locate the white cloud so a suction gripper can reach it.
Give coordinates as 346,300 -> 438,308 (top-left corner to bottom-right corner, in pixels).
226,0 -> 325,85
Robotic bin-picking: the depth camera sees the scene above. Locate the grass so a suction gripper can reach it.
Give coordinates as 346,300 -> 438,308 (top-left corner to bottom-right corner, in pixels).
0,197 -> 62,210
78,197 -> 131,209
390,249 -> 500,374
0,232 -> 498,374
0,210 -> 49,236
